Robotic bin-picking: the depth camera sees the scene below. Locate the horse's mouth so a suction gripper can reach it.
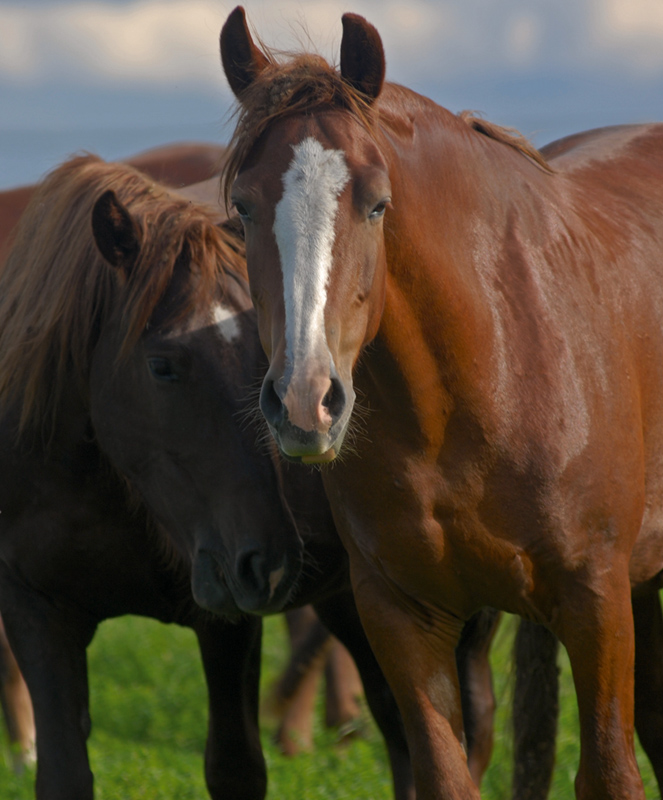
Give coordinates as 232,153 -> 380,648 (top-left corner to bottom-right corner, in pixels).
301,448 -> 337,464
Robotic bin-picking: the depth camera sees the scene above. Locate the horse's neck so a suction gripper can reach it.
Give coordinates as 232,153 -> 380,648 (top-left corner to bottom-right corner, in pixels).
369,96 -> 559,443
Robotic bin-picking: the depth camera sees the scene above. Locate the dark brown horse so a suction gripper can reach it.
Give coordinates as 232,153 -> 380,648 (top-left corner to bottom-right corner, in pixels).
221,7 -> 663,799
0,141 -> 227,774
0,142 -> 366,774
0,154 -> 416,799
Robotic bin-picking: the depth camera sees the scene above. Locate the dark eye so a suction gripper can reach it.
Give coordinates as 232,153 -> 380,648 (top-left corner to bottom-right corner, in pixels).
147,357 -> 180,382
232,199 -> 251,221
369,198 -> 390,219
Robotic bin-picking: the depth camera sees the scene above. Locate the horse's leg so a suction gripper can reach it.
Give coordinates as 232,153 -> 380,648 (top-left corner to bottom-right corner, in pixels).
194,614 -> 267,800
560,570 -> 646,800
512,619 -> 559,800
314,589 -> 416,800
454,607 -> 500,787
0,614 -> 36,770
347,555 -> 482,800
511,620 -> 559,800
323,638 -> 363,734
632,587 -> 663,790
267,607 -> 331,754
0,571 -> 96,800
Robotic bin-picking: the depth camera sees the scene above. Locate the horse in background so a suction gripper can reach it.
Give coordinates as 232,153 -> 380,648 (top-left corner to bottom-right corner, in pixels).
0,143 -> 366,777
221,7 -> 663,798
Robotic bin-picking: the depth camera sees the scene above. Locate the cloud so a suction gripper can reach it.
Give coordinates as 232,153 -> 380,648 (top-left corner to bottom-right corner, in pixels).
0,1 -> 224,87
2,0 -> 663,95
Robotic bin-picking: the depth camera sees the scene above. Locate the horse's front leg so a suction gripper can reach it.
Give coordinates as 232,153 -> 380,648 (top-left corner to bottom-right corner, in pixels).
194,614 -> 266,800
313,588 -> 415,800
0,567 -> 96,800
558,566 -> 645,800
349,554 -> 479,800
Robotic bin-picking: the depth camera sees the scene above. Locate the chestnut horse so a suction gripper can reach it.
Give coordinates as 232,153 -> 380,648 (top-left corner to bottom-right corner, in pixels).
0,154 -> 417,799
221,7 -> 663,799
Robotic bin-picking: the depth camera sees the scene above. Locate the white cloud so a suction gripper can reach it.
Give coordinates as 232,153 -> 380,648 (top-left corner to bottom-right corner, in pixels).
0,1 -> 225,86
3,0 -> 663,90
591,0 -> 663,74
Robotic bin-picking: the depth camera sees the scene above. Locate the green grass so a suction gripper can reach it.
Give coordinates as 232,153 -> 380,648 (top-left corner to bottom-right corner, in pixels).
0,613 -> 658,798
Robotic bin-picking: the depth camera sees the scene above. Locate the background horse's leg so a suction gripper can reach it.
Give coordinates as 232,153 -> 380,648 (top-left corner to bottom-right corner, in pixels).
561,570 -> 645,800
313,589 -> 416,800
266,607 -> 332,754
455,607 -> 500,787
0,569 -> 96,800
0,614 -> 36,770
511,620 -> 559,800
323,637 -> 363,735
632,588 -> 663,791
194,615 -> 266,800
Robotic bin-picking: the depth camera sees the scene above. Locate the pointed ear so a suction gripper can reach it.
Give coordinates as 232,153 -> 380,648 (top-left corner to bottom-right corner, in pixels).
220,6 -> 270,98
340,13 -> 385,103
91,190 -> 141,275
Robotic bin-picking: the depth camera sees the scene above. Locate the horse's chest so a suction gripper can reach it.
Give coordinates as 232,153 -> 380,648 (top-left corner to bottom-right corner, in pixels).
323,456 -> 537,615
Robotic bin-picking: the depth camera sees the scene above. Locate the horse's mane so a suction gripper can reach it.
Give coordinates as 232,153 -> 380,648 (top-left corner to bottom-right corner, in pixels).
0,154 -> 246,439
222,50 -> 550,204
458,110 -> 551,172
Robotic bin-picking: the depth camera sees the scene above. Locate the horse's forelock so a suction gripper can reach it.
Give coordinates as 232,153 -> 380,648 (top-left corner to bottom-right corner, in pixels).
222,52 -> 377,207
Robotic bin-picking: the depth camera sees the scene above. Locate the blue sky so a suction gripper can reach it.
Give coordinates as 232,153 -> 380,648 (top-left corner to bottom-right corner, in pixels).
3,0 -> 663,187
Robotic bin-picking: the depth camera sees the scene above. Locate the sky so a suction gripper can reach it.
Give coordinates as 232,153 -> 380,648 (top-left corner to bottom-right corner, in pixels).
3,0 -> 663,188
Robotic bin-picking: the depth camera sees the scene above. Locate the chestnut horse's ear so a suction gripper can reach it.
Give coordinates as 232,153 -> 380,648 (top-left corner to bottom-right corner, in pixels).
92,189 -> 141,275
220,6 -> 270,98
340,13 -> 385,103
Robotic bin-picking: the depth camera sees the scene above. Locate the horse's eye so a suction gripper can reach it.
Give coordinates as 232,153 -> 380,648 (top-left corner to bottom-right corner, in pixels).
147,357 -> 179,382
232,199 -> 251,221
369,199 -> 390,219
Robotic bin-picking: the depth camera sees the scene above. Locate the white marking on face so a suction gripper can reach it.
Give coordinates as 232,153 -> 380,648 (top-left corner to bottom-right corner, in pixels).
212,303 -> 241,342
273,137 -> 350,380
268,565 -> 285,601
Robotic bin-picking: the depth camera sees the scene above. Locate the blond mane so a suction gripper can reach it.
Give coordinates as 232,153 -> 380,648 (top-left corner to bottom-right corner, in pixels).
0,154 -> 246,439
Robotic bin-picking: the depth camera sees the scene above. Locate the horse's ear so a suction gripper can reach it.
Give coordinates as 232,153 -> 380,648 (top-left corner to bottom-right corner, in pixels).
340,13 -> 385,103
220,6 -> 270,98
92,189 -> 141,275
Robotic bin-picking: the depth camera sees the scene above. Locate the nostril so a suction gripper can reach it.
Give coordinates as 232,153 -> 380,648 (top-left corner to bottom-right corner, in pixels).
260,377 -> 285,427
322,377 -> 346,423
236,548 -> 265,592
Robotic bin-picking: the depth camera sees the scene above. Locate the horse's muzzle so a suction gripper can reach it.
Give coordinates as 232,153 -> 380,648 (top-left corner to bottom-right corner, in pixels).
191,546 -> 299,616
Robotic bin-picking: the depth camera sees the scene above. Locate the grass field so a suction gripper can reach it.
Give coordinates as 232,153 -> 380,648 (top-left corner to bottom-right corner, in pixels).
0,612 -> 658,799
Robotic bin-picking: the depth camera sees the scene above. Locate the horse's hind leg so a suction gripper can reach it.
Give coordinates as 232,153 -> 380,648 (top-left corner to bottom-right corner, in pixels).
324,638 -> 363,735
266,607 -> 332,755
455,607 -> 500,787
194,615 -> 267,800
0,614 -> 36,770
632,587 -> 663,791
512,620 -> 559,800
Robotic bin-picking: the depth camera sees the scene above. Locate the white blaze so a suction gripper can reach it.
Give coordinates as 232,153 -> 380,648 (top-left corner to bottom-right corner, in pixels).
273,137 -> 350,379
212,303 -> 241,342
